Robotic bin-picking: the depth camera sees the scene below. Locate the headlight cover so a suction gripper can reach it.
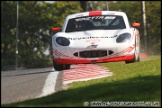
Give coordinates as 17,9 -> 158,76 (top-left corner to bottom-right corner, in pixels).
56,37 -> 70,46
116,33 -> 131,43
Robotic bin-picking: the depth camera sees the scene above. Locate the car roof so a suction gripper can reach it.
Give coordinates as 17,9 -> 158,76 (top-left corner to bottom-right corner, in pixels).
66,11 -> 127,19
62,11 -> 130,31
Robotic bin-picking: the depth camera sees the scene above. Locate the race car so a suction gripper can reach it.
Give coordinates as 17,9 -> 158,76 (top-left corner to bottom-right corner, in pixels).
52,11 -> 140,71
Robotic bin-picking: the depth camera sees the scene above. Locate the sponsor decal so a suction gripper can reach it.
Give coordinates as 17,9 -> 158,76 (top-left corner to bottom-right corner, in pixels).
75,16 -> 116,22
67,35 -> 117,41
87,44 -> 98,49
104,16 -> 115,19
86,39 -> 100,43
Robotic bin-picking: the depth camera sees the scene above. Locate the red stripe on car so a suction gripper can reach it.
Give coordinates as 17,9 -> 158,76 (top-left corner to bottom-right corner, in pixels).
89,11 -> 102,16
109,45 -> 134,57
54,55 -> 134,64
54,50 -> 69,57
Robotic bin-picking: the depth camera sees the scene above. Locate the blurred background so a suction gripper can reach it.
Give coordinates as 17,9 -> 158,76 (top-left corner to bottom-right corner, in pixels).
1,1 -> 161,70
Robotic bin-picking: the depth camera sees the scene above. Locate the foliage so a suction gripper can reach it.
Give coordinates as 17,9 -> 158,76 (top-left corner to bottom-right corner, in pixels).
79,1 -> 87,11
145,2 -> 161,55
1,1 -> 82,69
1,1 -> 17,69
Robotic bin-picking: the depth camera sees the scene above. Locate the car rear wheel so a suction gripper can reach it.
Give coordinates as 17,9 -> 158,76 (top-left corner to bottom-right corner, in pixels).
125,36 -> 140,64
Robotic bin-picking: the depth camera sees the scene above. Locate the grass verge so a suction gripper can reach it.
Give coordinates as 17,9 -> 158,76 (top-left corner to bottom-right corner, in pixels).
2,55 -> 161,107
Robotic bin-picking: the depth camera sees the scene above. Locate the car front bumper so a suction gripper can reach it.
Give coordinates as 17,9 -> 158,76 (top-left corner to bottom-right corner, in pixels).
53,54 -> 134,64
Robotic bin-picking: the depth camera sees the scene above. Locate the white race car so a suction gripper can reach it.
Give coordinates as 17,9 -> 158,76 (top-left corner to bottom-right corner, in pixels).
52,11 -> 140,71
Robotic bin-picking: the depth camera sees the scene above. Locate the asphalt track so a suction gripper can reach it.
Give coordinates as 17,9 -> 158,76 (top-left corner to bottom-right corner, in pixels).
1,64 -> 112,104
1,67 -> 54,104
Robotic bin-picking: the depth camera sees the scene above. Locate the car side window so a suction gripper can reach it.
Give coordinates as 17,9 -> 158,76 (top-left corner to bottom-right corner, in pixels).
66,20 -> 76,32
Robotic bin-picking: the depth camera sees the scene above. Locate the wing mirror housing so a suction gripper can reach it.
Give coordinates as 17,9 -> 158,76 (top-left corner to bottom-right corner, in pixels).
52,27 -> 61,32
132,23 -> 140,27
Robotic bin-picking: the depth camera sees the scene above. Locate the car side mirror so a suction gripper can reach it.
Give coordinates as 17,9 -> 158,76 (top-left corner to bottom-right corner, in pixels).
52,27 -> 61,32
132,23 -> 140,27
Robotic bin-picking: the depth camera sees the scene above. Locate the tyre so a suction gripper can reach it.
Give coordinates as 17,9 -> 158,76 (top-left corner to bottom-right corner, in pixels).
65,64 -> 71,70
53,57 -> 71,71
125,35 -> 140,64
53,61 -> 64,71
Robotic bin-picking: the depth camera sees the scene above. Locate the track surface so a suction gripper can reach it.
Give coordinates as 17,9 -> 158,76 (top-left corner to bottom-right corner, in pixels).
1,64 -> 112,104
1,68 -> 54,104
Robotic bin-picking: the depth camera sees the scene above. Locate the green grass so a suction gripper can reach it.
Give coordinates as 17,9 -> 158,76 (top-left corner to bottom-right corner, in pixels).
2,55 -> 161,107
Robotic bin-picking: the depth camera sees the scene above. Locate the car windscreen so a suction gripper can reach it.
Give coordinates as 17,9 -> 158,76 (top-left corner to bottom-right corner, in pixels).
65,15 -> 126,32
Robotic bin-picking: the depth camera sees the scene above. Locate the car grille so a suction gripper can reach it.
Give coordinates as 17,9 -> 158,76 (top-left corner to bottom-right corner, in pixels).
73,50 -> 113,58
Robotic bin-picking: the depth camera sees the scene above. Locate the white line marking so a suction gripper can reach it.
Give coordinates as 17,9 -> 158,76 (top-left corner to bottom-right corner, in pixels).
37,68 -> 59,98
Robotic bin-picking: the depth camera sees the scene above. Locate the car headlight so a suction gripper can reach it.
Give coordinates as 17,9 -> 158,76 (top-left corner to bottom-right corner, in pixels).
56,37 -> 70,46
116,33 -> 131,43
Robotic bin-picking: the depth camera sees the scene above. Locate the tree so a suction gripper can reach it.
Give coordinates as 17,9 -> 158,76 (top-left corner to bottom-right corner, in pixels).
1,1 -> 17,69
79,1 -> 87,11
1,1 -> 82,69
145,1 -> 161,55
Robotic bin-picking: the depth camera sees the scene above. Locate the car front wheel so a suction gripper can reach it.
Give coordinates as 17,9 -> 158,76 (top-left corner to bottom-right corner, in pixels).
53,58 -> 71,71
125,36 -> 140,64
65,64 -> 70,70
53,61 -> 64,71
